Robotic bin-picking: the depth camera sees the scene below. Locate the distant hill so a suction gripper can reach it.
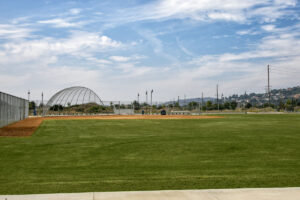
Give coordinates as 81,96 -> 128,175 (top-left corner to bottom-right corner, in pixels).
227,86 -> 300,105
167,86 -> 300,106
175,97 -> 215,106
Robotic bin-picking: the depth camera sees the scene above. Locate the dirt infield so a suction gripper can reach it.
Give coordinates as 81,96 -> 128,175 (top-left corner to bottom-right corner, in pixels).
0,117 -> 44,137
0,115 -> 223,137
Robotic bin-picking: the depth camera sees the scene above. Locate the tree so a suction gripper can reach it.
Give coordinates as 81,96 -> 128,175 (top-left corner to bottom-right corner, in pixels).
245,102 -> 252,109
219,103 -> 224,110
87,105 -> 100,113
230,101 -> 237,110
206,101 -> 212,110
278,101 -> 285,110
212,103 -> 218,110
263,102 -> 274,108
188,101 -> 198,110
110,102 -> 114,109
133,100 -> 140,110
50,104 -> 63,111
224,102 -> 230,109
285,99 -> 294,111
29,101 -> 36,110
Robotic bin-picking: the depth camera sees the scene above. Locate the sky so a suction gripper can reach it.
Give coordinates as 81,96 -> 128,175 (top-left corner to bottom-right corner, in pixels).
0,0 -> 300,102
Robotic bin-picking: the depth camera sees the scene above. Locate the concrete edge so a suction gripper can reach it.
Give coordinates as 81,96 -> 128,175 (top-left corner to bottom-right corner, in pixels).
0,187 -> 300,200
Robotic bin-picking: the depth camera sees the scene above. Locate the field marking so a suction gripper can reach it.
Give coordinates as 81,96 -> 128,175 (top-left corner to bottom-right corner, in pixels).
1,187 -> 300,200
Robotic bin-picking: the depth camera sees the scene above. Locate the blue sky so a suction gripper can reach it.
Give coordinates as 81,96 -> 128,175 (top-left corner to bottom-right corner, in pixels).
0,0 -> 300,101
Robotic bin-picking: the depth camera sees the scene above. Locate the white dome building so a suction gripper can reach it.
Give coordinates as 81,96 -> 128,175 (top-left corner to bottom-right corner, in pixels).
44,86 -> 104,114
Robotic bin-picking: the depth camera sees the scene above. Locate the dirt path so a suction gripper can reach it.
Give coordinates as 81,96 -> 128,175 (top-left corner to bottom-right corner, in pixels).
0,115 -> 223,137
0,117 -> 44,137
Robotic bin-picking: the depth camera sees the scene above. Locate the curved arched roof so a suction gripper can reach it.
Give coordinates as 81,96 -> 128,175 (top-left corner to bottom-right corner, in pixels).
46,86 -> 104,107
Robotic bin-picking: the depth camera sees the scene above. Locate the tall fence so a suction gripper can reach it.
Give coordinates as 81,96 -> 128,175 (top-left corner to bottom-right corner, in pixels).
0,92 -> 29,128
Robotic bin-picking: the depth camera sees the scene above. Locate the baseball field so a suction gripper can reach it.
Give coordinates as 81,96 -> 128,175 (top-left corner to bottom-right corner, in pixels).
0,114 -> 300,194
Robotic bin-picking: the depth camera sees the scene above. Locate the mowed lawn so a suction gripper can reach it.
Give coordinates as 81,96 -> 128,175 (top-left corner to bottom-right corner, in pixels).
0,115 -> 300,194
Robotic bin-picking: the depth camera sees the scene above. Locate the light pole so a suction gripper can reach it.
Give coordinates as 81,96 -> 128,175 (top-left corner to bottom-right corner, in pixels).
137,93 -> 139,103
150,89 -> 153,115
146,91 -> 148,114
27,90 -> 30,102
41,92 -> 44,116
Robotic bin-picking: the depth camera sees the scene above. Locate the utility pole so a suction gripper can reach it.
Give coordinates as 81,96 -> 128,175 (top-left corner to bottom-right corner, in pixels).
244,91 -> 247,114
198,95 -> 201,114
201,92 -> 204,111
216,84 -> 219,111
150,89 -> 153,115
267,65 -> 271,106
173,98 -> 175,108
184,94 -> 186,110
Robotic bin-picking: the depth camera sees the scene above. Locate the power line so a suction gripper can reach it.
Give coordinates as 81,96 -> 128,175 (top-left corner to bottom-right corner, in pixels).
270,66 -> 300,74
271,70 -> 299,75
271,68 -> 300,74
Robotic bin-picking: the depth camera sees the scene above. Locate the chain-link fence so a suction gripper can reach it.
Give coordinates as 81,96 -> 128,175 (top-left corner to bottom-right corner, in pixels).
0,92 -> 29,128
36,99 -> 205,116
43,101 -> 136,116
32,99 -> 215,116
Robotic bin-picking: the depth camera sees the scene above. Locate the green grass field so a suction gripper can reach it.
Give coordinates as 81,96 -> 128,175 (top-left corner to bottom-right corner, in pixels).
0,114 -> 300,194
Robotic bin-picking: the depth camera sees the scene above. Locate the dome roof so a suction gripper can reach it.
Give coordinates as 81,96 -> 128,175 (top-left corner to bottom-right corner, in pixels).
46,86 -> 103,108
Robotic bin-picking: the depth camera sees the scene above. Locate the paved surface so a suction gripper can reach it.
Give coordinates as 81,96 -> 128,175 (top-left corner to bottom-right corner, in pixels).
1,187 -> 300,200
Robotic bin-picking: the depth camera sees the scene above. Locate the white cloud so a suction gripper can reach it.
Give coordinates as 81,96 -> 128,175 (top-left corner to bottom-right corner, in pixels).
115,63 -> 153,76
38,18 -> 83,28
109,55 -> 146,62
86,57 -> 112,65
0,24 -> 33,39
109,56 -> 130,62
69,8 -> 81,15
0,31 -> 122,65
116,0 -> 297,24
184,26 -> 300,96
248,0 -> 297,22
208,12 -> 245,22
0,65 -> 104,101
236,29 -> 259,35
0,29 -> 125,99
